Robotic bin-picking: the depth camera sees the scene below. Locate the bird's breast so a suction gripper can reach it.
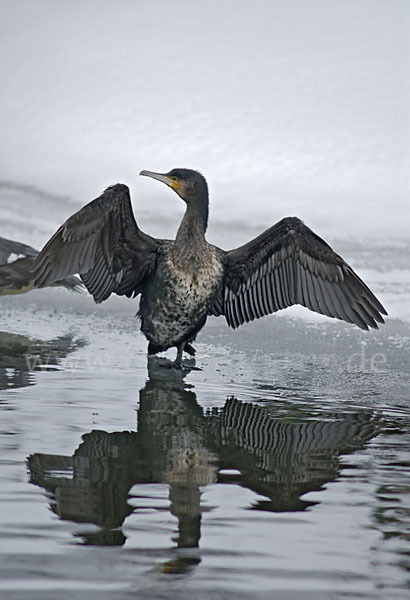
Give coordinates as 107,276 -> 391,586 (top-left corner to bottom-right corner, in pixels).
140,244 -> 224,348
163,247 -> 224,305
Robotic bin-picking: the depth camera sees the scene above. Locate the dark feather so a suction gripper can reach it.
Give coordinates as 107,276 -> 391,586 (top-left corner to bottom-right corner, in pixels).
32,184 -> 161,303
0,236 -> 38,263
212,217 -> 387,330
0,236 -> 82,295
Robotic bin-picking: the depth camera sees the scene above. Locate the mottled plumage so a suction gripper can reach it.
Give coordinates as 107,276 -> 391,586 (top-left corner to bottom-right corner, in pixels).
140,241 -> 224,355
32,168 -> 387,367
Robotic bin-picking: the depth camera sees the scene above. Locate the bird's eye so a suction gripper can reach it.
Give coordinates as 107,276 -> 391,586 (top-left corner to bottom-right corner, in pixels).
172,177 -> 177,182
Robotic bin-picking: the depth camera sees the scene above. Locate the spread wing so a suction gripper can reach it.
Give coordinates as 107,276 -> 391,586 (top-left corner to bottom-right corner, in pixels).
33,184 -> 161,303
212,217 -> 387,330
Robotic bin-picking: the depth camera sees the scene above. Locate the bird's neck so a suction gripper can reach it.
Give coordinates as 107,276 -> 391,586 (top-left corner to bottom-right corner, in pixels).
176,199 -> 208,242
174,201 -> 209,260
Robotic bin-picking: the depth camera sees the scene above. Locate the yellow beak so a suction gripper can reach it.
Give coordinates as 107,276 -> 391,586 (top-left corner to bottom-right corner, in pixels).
139,170 -> 179,190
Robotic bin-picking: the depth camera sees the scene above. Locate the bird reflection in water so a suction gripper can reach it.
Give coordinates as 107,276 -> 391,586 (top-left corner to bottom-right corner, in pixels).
0,331 -> 84,391
27,359 -> 380,574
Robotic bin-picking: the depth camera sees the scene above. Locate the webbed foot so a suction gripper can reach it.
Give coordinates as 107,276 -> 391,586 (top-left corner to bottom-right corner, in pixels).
171,360 -> 183,370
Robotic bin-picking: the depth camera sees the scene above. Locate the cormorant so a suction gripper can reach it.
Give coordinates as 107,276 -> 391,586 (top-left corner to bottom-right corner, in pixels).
32,169 -> 387,367
0,235 -> 82,296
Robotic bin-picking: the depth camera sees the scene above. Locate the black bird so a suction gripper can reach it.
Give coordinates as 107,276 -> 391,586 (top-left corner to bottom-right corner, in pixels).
32,169 -> 387,368
0,235 -> 82,296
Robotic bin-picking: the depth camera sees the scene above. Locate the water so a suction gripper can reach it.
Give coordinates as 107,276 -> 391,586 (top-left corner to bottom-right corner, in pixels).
1,1 -> 409,598
0,269 -> 409,599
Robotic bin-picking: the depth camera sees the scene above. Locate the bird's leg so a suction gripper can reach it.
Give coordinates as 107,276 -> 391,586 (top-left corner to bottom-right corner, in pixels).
172,342 -> 186,369
184,343 -> 196,356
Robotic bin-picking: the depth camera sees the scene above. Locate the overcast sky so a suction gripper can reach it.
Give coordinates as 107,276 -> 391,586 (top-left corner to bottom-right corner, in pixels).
1,0 -> 409,240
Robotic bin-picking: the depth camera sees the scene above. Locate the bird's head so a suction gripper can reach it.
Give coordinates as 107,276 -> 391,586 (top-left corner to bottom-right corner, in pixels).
140,168 -> 208,206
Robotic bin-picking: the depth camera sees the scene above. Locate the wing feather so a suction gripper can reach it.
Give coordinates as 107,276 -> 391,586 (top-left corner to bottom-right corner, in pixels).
215,216 -> 387,330
311,276 -> 332,318
260,276 -> 269,315
305,268 -> 320,314
32,184 -> 160,303
0,237 -> 82,295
